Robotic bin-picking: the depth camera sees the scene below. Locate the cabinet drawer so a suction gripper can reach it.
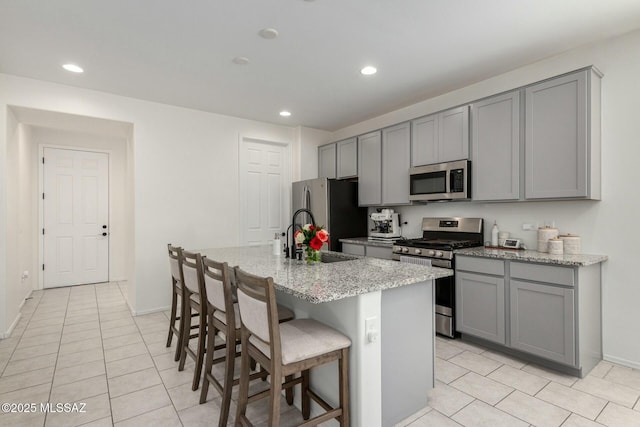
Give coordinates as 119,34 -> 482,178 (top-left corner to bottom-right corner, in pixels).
366,246 -> 393,260
456,256 -> 504,276
511,262 -> 574,287
342,243 -> 365,256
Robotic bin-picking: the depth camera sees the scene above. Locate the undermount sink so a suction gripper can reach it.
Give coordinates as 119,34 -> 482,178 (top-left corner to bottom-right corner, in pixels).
320,253 -> 358,263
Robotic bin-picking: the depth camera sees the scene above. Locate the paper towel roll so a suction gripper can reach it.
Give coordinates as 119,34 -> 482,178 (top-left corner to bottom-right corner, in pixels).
559,234 -> 581,255
537,227 -> 559,253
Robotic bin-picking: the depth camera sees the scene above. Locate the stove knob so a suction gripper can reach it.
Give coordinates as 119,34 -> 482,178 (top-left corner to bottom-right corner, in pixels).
414,249 -> 422,255
435,251 -> 444,257
402,247 -> 409,253
428,250 -> 436,256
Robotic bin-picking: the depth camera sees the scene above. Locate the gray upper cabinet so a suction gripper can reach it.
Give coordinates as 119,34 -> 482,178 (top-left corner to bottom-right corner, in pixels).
382,122 -> 411,205
440,106 -> 470,162
411,114 -> 438,167
336,137 -> 358,179
318,143 -> 336,179
525,69 -> 601,200
411,106 -> 469,166
358,131 -> 382,205
471,91 -> 521,201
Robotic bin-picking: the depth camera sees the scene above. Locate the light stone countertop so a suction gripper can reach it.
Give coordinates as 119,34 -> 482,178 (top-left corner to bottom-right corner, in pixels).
197,245 -> 452,303
455,247 -> 608,267
339,237 -> 396,247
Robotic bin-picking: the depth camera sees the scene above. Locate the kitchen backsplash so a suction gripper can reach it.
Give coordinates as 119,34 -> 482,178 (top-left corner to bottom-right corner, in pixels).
368,199 -> 603,253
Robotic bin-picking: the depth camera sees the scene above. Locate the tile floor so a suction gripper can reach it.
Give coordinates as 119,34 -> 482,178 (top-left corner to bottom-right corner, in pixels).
0,283 -> 639,427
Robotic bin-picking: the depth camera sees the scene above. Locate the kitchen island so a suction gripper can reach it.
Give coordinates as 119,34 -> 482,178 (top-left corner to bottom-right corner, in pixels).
197,245 -> 452,427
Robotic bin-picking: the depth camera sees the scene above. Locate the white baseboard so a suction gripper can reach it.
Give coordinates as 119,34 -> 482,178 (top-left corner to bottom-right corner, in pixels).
603,354 -> 640,370
132,305 -> 171,317
2,312 -> 22,339
19,290 -> 33,311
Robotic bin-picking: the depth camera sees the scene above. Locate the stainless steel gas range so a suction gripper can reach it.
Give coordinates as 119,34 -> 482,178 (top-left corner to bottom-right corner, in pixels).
393,217 -> 484,338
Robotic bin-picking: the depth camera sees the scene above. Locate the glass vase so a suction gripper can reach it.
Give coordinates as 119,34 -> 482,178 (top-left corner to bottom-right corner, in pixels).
304,246 -> 320,264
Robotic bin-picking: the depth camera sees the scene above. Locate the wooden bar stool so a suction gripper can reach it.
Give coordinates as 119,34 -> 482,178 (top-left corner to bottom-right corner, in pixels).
234,267 -> 351,427
166,244 -> 185,362
199,258 -> 295,426
177,250 -> 207,391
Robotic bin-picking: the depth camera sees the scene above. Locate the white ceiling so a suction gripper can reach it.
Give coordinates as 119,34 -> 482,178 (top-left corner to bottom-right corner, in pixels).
2,1 -> 640,131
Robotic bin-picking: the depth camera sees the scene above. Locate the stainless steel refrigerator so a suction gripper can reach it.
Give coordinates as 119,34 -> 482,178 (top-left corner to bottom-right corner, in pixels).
292,178 -> 368,251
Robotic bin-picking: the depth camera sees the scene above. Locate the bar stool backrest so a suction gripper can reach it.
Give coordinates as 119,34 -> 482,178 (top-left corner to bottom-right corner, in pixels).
234,267 -> 282,362
201,257 -> 234,320
181,250 -> 202,294
167,244 -> 183,284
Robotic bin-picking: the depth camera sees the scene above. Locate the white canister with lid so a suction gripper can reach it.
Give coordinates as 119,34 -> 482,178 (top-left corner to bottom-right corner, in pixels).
537,227 -> 559,253
559,234 -> 581,255
498,231 -> 510,247
548,238 -> 564,255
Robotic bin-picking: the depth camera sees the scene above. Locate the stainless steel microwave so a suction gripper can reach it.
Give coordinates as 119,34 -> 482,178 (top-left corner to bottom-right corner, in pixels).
409,160 -> 471,201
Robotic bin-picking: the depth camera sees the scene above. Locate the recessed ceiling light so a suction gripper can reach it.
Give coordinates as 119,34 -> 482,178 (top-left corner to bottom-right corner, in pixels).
279,111 -> 292,117
232,56 -> 250,65
62,63 -> 84,73
259,28 -> 279,39
360,66 -> 377,76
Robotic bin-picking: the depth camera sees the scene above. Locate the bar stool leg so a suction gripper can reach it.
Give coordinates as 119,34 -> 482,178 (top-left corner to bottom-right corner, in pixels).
199,316 -> 215,404
340,347 -> 350,427
269,365 -> 282,427
285,374 -> 294,405
218,327 -> 236,427
302,369 -> 310,419
178,302 -> 191,371
236,333 -> 251,424
192,308 -> 207,390
167,289 -> 178,347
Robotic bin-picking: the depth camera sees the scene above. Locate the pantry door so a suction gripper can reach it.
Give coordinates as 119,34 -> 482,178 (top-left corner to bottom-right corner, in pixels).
239,137 -> 290,246
43,147 -> 109,288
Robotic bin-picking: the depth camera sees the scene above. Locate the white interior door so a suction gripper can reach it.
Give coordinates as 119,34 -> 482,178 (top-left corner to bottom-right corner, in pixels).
239,138 -> 289,246
43,147 -> 109,287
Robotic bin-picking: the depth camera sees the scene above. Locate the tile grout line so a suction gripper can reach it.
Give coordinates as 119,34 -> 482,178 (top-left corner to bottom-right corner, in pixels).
128,283 -> 186,427
44,287 -> 73,427
108,281 -> 186,426
95,282 -> 122,426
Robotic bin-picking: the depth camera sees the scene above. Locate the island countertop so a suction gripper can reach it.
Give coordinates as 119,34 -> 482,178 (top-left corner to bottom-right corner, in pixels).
197,245 -> 452,304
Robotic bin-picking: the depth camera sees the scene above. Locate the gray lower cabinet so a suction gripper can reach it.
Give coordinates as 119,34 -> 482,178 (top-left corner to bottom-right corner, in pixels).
456,255 -> 602,376
318,143 -> 336,179
525,68 -> 601,200
358,131 -> 382,205
381,122 -> 411,205
342,242 -> 392,259
510,279 -> 575,365
341,243 -> 365,256
337,137 -> 357,179
471,90 -> 520,201
456,271 -> 506,344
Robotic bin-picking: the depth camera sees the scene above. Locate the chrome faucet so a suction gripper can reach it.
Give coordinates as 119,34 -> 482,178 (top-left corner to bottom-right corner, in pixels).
286,208 -> 316,259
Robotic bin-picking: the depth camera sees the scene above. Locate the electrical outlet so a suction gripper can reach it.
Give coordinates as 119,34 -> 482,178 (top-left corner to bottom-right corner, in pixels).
522,223 -> 537,231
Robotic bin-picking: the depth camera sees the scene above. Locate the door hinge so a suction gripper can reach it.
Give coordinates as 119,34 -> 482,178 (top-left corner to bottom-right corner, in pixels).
42,193 -> 45,200
42,264 -> 45,271
42,228 -> 45,235
42,157 -> 45,164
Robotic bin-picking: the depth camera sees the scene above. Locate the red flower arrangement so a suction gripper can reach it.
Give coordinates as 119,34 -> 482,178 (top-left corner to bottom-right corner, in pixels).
294,224 -> 329,263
